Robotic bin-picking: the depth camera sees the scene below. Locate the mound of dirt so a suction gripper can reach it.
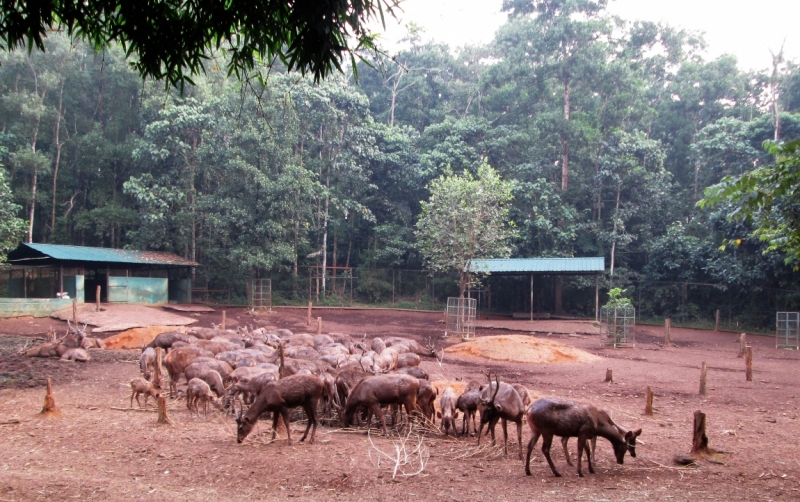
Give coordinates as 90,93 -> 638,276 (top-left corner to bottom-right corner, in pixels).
444,335 -> 600,364
51,304 -> 197,332
102,326 -> 187,349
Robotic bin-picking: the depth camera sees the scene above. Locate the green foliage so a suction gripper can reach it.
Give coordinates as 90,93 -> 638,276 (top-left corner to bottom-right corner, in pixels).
0,166 -> 26,260
603,287 -> 632,309
0,0 -> 398,89
415,162 -> 516,297
699,139 -> 800,267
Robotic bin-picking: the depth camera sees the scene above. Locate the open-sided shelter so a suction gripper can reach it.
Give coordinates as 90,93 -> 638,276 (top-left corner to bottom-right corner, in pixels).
1,243 -> 198,317
470,257 -> 605,319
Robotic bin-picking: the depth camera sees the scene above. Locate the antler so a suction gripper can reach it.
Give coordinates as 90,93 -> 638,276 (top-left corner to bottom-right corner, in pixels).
490,375 -> 500,404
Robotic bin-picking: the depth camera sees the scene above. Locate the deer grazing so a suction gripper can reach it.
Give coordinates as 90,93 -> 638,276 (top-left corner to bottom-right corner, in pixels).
456,380 -> 482,436
235,374 -> 324,445
438,387 -> 459,436
342,373 -> 419,435
477,374 -> 525,459
524,398 -> 642,477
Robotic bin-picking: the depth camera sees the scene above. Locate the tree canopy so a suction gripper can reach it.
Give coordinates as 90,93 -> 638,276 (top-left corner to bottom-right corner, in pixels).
0,0 -> 397,88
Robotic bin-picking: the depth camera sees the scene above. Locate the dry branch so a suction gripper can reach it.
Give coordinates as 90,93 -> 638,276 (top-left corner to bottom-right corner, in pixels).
367,424 -> 430,481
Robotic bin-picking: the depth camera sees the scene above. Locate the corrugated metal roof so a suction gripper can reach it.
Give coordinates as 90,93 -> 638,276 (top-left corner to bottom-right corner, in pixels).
14,243 -> 199,267
470,257 -> 605,274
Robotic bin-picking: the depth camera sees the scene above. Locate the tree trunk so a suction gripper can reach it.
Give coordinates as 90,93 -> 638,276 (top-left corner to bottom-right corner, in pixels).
690,410 -> 709,454
332,228 -> 338,294
561,76 -> 571,192
554,276 -> 563,314
50,78 -> 66,239
609,184 -> 622,277
40,377 -> 60,416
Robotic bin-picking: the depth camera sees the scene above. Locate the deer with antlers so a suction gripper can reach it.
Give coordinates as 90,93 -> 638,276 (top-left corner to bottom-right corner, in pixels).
476,372 -> 526,459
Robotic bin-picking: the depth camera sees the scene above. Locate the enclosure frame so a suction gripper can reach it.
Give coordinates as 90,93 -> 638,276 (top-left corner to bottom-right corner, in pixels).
445,297 -> 477,339
776,311 -> 800,349
600,306 -> 636,348
250,278 -> 272,311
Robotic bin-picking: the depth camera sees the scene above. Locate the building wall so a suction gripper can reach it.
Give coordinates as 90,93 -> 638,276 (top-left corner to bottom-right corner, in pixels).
108,277 -> 168,304
0,298 -> 74,318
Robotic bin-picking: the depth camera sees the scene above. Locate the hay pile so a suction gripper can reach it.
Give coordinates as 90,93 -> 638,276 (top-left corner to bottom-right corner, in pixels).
444,335 -> 599,364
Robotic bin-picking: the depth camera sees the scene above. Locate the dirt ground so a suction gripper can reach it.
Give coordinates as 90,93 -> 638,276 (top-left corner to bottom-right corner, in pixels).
1,307 -> 799,501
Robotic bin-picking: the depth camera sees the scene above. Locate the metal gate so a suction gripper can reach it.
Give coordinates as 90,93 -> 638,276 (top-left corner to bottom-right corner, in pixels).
250,279 -> 272,311
600,306 -> 636,348
776,312 -> 800,349
445,297 -> 476,339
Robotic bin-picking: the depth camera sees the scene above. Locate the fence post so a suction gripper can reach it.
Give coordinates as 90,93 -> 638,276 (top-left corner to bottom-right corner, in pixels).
699,361 -> 707,396
664,318 -> 671,347
307,301 -> 312,326
715,309 -> 720,332
746,346 -> 753,381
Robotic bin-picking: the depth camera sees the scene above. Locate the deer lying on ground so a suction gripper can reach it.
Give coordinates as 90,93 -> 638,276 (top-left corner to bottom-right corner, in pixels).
438,387 -> 459,436
524,398 -> 642,477
342,373 -> 419,435
187,378 -> 219,418
477,375 -> 525,459
61,347 -> 90,362
235,374 -> 324,445
456,381 -> 482,436
130,377 -> 160,408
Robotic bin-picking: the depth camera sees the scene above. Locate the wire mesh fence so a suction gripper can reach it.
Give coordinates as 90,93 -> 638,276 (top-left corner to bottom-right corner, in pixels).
445,297 -> 477,339
600,306 -> 636,348
776,312 -> 800,349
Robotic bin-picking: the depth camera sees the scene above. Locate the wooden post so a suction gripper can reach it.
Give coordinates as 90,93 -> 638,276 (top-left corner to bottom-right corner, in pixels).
714,309 -> 720,332
72,298 -> 77,324
278,343 -> 285,379
221,310 -> 226,331
664,318 -> 671,347
690,410 -> 709,454
604,368 -> 613,383
317,317 -> 322,336
40,377 -> 60,417
738,333 -> 747,358
644,386 -> 654,416
699,361 -> 707,396
307,301 -> 312,326
95,284 -> 101,311
156,396 -> 172,425
746,345 -> 753,381
153,347 -> 163,390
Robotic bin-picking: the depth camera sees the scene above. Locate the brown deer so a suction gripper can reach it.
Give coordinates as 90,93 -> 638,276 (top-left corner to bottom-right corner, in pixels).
342,373 -> 419,435
438,387 -> 459,436
235,374 -> 324,445
477,374 -> 525,459
524,398 -> 642,477
456,380 -> 482,436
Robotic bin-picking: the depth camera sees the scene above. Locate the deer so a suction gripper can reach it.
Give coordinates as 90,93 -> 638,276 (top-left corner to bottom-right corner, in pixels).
477,374 -> 525,459
341,373 -> 419,435
130,377 -> 160,408
187,378 -> 218,418
438,387 -> 459,436
456,380 -> 482,436
235,374 -> 324,445
524,398 -> 642,478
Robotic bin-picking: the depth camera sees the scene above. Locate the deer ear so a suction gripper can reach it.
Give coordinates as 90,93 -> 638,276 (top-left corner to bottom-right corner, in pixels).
634,428 -> 642,437
436,411 -> 442,419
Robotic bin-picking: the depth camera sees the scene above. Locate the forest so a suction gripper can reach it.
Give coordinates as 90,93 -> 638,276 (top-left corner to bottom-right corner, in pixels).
1,1 -> 799,329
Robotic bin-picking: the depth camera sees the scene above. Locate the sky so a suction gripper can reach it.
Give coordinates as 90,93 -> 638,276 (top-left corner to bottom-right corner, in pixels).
372,0 -> 800,72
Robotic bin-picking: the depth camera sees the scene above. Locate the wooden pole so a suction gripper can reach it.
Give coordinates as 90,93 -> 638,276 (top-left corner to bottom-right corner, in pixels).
307,301 -> 312,326
746,345 -> 753,381
153,347 -> 163,390
664,318 -> 671,347
644,386 -> 654,416
317,317 -> 322,336
72,298 -> 77,324
699,361 -> 707,396
278,343 -> 285,379
221,310 -> 226,331
95,284 -> 101,311
40,377 -> 60,416
690,410 -> 709,454
738,333 -> 747,358
156,396 -> 172,425
604,368 -> 613,383
714,309 -> 720,332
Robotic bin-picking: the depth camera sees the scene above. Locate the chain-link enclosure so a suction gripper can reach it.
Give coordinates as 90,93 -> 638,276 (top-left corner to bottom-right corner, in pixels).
250,279 -> 272,311
445,297 -> 476,339
776,312 -> 800,349
600,306 -> 635,348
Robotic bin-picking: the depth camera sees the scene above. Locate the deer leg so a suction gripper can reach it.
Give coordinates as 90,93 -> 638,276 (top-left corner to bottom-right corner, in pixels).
541,434 -> 562,477
584,437 -> 595,474
476,421 -> 485,446
300,401 -> 316,443
135,393 -> 143,408
281,408 -> 292,445
525,430 -> 541,476
372,403 -> 388,435
271,411 -> 281,441
501,418 -> 509,456
308,401 -> 319,444
516,419 -> 523,460
561,436 -> 574,466
591,436 -> 597,462
489,416 -> 500,447
576,434 -> 586,477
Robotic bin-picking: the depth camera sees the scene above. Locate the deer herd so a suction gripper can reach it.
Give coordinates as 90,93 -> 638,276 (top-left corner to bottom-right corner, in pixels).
129,325 -> 641,478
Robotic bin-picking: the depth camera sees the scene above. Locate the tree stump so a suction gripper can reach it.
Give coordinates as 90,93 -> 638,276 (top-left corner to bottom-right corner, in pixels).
222,310 -> 226,331
72,298 -> 77,324
714,309 -> 720,332
152,347 -> 164,390
307,301 -> 312,326
40,377 -> 61,417
664,318 -> 671,347
95,285 -> 101,312
604,368 -> 613,383
317,317 -> 322,336
746,345 -> 753,381
278,343 -> 285,379
699,362 -> 707,396
644,386 -> 654,416
690,410 -> 710,454
738,333 -> 747,358
156,397 -> 172,425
